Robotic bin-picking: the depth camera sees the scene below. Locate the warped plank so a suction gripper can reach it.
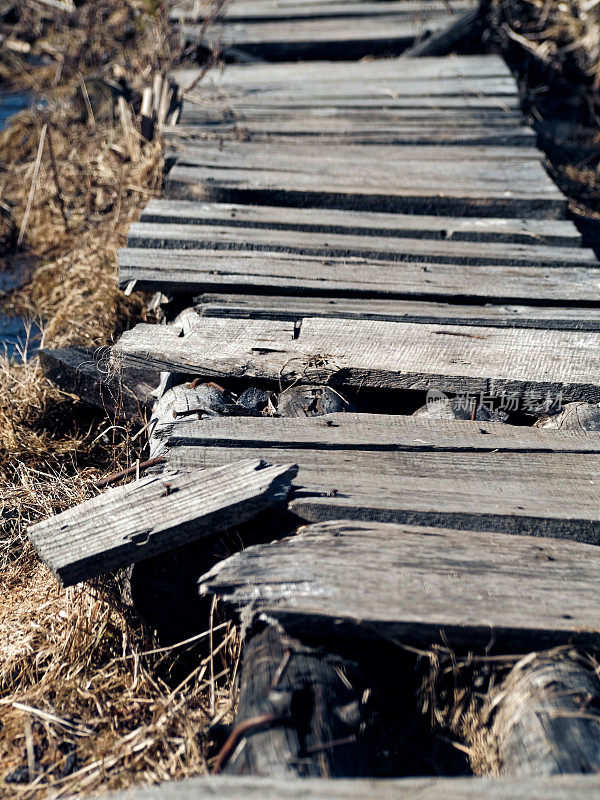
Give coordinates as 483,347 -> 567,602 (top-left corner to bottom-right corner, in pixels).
112,317 -> 600,401
119,248 -> 600,303
197,294 -> 600,331
171,0 -> 477,23
200,519 -> 600,648
28,459 -> 297,586
141,200 -> 580,247
165,142 -> 567,218
89,773 -> 600,800
126,221 -> 597,268
182,15 -> 475,60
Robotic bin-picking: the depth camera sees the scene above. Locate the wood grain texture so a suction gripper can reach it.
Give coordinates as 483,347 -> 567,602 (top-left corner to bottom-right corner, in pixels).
118,248 -> 600,304
140,201 -> 581,246
199,520 -> 600,649
112,317 -> 600,401
223,626 -> 368,777
196,294 -> 600,331
164,140 -> 567,217
491,655 -> 600,777
28,459 -> 297,586
402,7 -> 480,57
38,347 -> 159,422
86,773 -> 600,800
126,221 -> 597,268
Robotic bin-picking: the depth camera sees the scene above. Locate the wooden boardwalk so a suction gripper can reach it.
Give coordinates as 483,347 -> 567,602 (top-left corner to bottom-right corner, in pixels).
33,0 -> 600,793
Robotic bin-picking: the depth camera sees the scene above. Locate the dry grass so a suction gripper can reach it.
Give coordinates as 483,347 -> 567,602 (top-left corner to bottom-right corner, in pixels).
0,2 -> 239,796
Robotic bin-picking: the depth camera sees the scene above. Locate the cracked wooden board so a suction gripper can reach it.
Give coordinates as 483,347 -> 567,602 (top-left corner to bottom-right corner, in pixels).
118,249 -> 600,303
28,459 -> 297,587
196,294 -> 600,331
92,773 -> 600,800
112,317 -> 600,402
140,201 -> 581,246
199,519 -> 600,649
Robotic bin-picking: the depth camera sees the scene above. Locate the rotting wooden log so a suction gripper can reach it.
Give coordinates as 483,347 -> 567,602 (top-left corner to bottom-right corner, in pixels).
218,625 -> 368,777
403,8 -> 481,57
73,772 -> 600,799
28,459 -> 297,587
535,402 -> 600,431
38,347 -> 159,422
485,653 -> 600,777
199,520 -> 600,651
112,317 -> 600,403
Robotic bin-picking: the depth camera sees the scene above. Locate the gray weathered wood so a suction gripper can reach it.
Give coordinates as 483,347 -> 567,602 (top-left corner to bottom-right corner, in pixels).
126,221 -> 597,268
199,520 -> 600,649
164,141 -> 567,217
118,249 -> 600,303
157,413 -> 600,454
489,654 -> 600,777
112,317 -> 600,402
196,294 -> 600,331
87,773 -> 600,800
140,200 -> 581,246
161,414 -> 600,542
38,347 -> 159,422
171,0 -> 477,23
28,459 -> 297,587
223,625 -> 368,777
181,14 -> 476,60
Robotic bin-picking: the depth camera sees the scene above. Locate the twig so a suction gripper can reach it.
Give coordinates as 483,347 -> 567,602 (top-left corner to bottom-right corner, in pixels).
78,72 -> 95,126
95,456 -> 166,488
211,714 -> 294,773
209,594 -> 217,716
17,124 -> 47,248
117,96 -> 141,162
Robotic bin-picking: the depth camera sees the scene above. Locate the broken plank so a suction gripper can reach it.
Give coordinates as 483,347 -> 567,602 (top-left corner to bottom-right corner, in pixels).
38,347 -> 159,422
82,773 -> 600,800
200,520 -> 600,649
28,459 -> 297,587
126,221 -> 597,268
112,317 -> 600,401
196,294 -> 600,331
140,200 -> 580,247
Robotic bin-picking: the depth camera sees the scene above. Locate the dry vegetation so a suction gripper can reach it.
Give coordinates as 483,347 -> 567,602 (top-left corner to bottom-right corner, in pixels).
0,2 -> 237,796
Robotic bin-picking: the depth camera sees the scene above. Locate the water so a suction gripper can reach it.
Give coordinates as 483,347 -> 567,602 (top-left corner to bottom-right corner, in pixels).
0,91 -> 41,360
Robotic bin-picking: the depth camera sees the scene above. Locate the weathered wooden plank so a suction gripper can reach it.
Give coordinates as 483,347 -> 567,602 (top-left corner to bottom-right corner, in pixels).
172,55 -> 514,89
126,222 -> 597,268
119,249 -> 600,304
140,200 -> 580,247
166,121 -> 535,147
38,347 -> 159,422
157,413 -> 600,454
222,625 -> 369,777
182,15 -> 477,60
199,520 -> 600,649
196,294 -> 600,331
28,459 -> 297,587
86,773 -> 600,800
112,317 -> 600,402
489,654 -> 600,777
164,141 -> 567,217
171,0 -> 477,23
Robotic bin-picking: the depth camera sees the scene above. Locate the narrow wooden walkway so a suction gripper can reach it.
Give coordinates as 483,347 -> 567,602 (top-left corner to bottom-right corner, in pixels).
33,0 -> 600,793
